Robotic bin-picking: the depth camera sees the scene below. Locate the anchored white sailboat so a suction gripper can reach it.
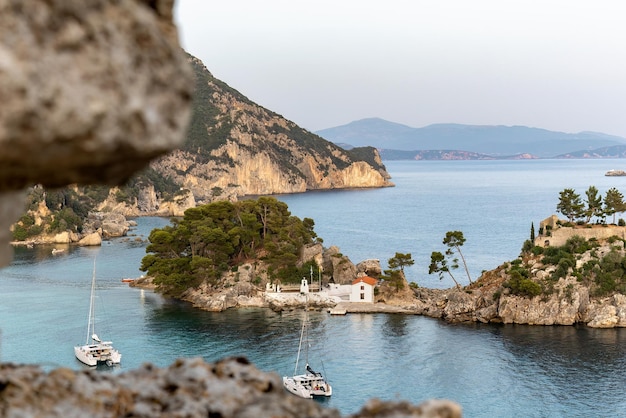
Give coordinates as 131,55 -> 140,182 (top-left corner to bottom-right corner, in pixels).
74,260 -> 121,367
283,282 -> 332,399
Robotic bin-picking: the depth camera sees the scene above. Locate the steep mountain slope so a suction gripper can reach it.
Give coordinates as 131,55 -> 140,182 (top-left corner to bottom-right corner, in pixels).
12,56 -> 395,243
317,118 -> 626,158
149,57 -> 392,204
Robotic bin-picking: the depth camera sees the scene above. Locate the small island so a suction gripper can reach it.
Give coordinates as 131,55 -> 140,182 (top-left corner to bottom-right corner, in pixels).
130,186 -> 626,329
605,169 -> 626,176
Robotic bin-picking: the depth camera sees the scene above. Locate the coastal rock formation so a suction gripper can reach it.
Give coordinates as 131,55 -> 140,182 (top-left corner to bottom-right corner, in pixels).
356,259 -> 383,277
0,0 -> 193,193
0,358 -> 462,418
96,185 -> 197,217
323,246 -> 357,284
0,0 -> 192,262
408,235 -> 626,328
176,248 -> 364,312
146,57 -> 394,203
77,231 -> 102,247
93,212 -> 130,238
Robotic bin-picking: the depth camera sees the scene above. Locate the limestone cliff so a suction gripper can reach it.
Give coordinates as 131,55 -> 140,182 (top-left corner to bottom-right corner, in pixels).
410,228 -> 626,328
146,56 -> 393,204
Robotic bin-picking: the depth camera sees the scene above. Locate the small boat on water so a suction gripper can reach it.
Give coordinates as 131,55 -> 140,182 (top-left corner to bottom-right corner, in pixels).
283,281 -> 332,399
605,169 -> 626,176
74,259 -> 121,367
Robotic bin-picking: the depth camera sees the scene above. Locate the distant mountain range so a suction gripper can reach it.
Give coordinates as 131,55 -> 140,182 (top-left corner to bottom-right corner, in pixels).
316,118 -> 626,160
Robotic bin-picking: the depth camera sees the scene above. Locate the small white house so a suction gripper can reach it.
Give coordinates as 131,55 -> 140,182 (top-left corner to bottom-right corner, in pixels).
349,276 -> 377,303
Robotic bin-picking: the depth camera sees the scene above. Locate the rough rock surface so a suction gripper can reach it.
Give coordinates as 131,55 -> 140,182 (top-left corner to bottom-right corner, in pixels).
0,0 -> 193,265
97,186 -> 196,217
0,0 -> 193,191
148,57 -> 394,203
77,231 -> 102,247
83,212 -> 130,238
356,259 -> 382,277
409,246 -> 626,328
323,246 -> 357,284
0,358 -> 462,418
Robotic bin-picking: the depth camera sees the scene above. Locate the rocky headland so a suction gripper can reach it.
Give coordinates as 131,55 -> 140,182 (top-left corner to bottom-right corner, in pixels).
131,218 -> 626,329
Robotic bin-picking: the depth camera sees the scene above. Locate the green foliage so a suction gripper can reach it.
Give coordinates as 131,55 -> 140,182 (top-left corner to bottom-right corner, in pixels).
521,239 -> 534,254
387,252 -> 414,273
503,262 -> 542,297
556,188 -> 584,222
588,249 -> 626,297
505,270 -> 542,297
604,187 -> 626,224
380,269 -> 405,291
12,214 -> 44,241
531,235 -> 626,297
429,250 -> 460,288
434,230 -> 473,284
383,251 -> 414,292
531,245 -> 544,256
140,197 -> 318,295
346,146 -> 387,171
541,236 -> 596,271
583,186 -> 603,223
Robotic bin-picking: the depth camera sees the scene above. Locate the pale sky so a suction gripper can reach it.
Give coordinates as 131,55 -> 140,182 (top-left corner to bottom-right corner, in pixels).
174,0 -> 626,137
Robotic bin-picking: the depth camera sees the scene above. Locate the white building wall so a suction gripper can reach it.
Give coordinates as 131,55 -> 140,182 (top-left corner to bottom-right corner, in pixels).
349,282 -> 374,302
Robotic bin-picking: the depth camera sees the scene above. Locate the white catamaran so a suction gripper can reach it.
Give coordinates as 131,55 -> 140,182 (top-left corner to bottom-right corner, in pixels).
283,281 -> 332,399
74,260 -> 121,367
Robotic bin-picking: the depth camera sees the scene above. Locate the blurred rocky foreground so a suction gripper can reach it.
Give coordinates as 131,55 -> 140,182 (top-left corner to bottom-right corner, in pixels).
0,1 -> 461,416
0,357 -> 462,418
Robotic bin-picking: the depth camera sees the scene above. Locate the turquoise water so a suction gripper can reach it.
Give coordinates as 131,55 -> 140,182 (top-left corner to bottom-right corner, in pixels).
279,159 -> 626,288
2,160 -> 626,416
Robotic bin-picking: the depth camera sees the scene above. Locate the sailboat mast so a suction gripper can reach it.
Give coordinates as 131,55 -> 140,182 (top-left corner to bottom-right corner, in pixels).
85,259 -> 97,344
294,313 -> 305,375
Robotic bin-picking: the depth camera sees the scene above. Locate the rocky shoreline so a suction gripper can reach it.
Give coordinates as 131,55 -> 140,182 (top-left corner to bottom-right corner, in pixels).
10,211 -> 135,247
130,259 -> 626,329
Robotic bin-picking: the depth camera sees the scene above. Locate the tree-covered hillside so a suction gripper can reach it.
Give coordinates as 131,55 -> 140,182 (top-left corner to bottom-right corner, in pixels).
140,197 -> 320,296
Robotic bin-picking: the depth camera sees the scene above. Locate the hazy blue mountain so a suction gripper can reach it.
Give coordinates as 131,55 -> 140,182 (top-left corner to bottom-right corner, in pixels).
316,118 -> 626,158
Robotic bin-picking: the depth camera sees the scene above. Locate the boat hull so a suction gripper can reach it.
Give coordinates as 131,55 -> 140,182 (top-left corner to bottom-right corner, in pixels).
74,342 -> 121,367
282,374 -> 332,399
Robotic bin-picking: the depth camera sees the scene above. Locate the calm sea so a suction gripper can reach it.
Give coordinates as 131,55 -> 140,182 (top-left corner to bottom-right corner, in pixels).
1,159 -> 626,417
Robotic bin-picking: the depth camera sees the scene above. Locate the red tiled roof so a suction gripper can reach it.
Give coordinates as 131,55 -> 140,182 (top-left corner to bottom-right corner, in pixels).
352,276 -> 377,286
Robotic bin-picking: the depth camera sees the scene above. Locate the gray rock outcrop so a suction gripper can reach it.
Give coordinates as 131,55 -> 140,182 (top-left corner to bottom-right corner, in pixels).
0,0 -> 193,264
78,231 -> 102,247
410,243 -> 626,328
0,358 -> 462,418
0,0 -> 193,193
83,212 -> 130,238
323,246 -> 357,284
356,259 -> 382,277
